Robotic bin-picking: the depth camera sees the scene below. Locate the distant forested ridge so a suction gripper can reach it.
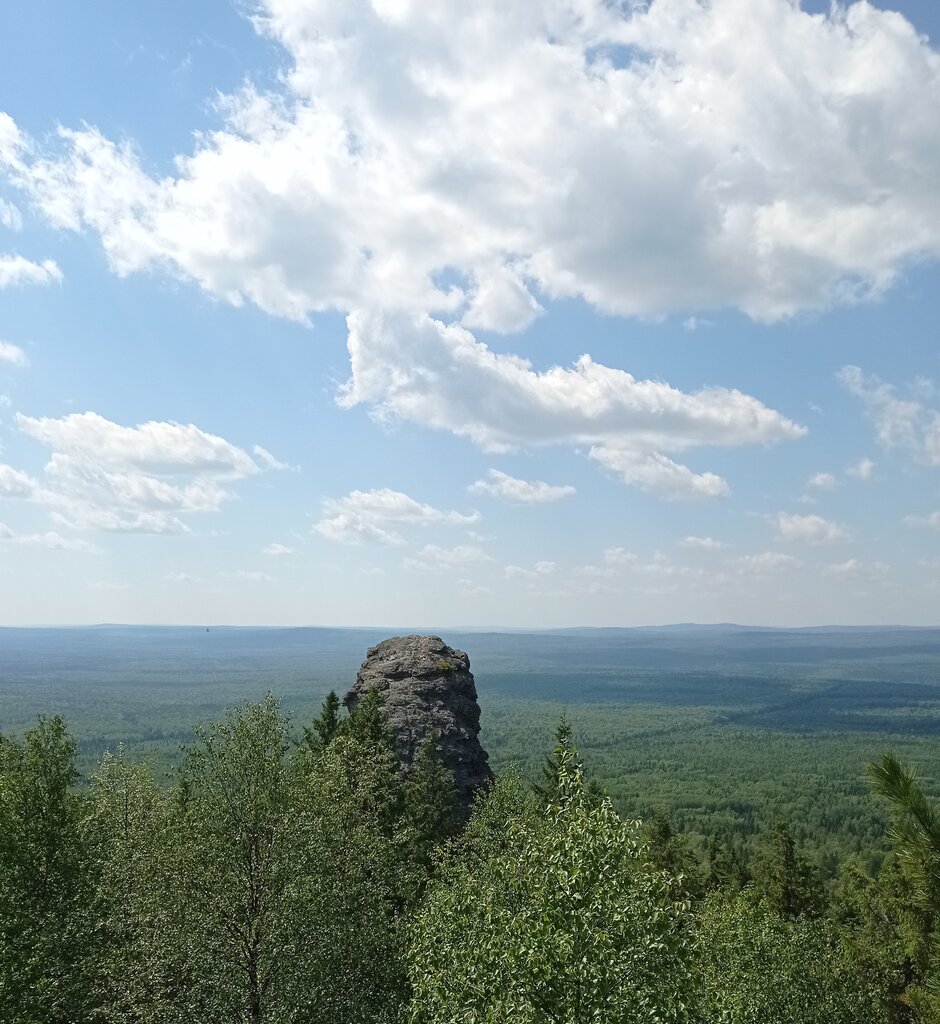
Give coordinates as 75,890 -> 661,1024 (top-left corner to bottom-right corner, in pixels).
2,689 -> 940,1022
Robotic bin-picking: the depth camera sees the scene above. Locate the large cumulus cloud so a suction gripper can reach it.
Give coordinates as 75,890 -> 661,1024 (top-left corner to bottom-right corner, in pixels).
4,0 -> 935,495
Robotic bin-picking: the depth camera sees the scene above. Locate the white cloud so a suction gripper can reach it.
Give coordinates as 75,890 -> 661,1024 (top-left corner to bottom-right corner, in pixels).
252,445 -> 292,470
5,2 -> 933,512
469,468 -> 575,503
263,542 -> 295,556
165,571 -> 204,584
603,547 -> 636,565
824,558 -> 889,581
574,563 -> 616,579
0,463 -> 42,497
459,579 -> 492,597
636,551 -> 685,577
18,411 -> 258,475
0,113 -> 24,164
0,254 -> 61,288
0,341 -> 27,367
5,2 -> 938,324
89,580 -> 130,591
220,570 -> 274,582
0,524 -> 97,552
847,456 -> 875,481
0,200 -> 22,231
18,531 -> 98,552
737,551 -> 800,576
314,487 -> 479,544
403,544 -> 491,573
840,366 -> 940,466
2,411 -> 266,534
807,471 -> 837,491
461,264 -> 543,334
11,2 -> 894,499
776,512 -> 849,544
342,313 -> 802,452
680,535 -> 725,550
504,559 -> 557,580
343,310 -> 802,498
589,447 -> 730,500
904,511 -> 940,530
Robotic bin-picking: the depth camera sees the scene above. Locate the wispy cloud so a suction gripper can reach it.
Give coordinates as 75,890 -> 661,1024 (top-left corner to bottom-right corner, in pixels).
0,254 -> 61,288
776,513 -> 849,545
0,341 -> 27,366
0,522 -> 98,552
469,469 -> 575,504
263,542 -> 294,556
904,511 -> 940,530
807,472 -> 837,491
403,544 -> 491,573
840,366 -> 940,466
314,488 -> 479,545
824,559 -> 889,581
846,457 -> 875,482
738,552 -> 800,577
679,536 -> 726,551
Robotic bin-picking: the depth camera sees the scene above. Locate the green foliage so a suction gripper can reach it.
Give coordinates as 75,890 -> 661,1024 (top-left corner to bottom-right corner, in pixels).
165,694 -> 303,1022
299,726 -> 414,1022
831,860 -> 919,1024
82,695 -> 420,1023
6,626 -> 940,870
6,628 -> 940,1023
303,689 -> 342,750
642,811 -> 703,898
752,821 -> 824,918
0,716 -> 95,1024
83,747 -> 172,1022
867,754 -> 940,1020
408,750 -> 698,1024
531,712 -> 575,805
401,733 -> 461,870
702,831 -> 751,891
698,888 -> 893,1024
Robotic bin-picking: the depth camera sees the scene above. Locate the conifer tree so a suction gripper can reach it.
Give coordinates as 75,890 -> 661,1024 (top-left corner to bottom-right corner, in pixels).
533,712 -> 575,804
867,753 -> 940,1018
303,689 -> 342,751
754,820 -> 823,918
402,732 -> 461,869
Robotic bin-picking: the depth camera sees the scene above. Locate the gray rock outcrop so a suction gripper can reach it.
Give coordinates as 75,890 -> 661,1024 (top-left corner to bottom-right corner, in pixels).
344,635 -> 492,808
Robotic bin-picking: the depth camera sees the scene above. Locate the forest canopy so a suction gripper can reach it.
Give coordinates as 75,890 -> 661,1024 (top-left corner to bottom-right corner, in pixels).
1,694 -> 939,1023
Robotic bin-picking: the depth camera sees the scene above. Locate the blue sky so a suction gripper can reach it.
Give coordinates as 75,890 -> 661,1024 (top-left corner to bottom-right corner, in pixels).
0,0 -> 938,627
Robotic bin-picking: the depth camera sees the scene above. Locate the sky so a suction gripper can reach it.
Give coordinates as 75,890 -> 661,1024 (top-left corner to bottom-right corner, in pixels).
0,0 -> 938,628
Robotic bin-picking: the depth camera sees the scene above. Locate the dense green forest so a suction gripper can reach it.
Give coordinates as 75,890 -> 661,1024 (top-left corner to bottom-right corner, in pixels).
4,625 -> 940,1020
3,691 -> 940,1023
3,625 -> 940,872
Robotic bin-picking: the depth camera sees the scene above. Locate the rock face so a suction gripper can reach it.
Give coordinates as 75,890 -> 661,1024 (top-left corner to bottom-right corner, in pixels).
344,635 -> 492,808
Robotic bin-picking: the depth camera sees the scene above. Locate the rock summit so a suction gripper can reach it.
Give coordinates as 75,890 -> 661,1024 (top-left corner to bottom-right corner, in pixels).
344,634 -> 492,808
